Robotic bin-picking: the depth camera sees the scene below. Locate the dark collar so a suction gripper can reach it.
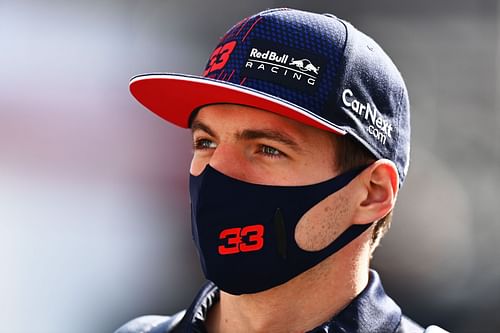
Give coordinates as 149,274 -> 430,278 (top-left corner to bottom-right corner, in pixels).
178,270 -> 402,333
308,270 -> 402,332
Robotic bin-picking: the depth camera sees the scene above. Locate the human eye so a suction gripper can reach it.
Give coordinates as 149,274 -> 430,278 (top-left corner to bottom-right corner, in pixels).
258,145 -> 285,159
193,138 -> 217,150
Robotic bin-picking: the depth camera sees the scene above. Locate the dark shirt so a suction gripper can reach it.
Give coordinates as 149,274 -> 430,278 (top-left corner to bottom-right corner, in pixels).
115,270 -> 446,333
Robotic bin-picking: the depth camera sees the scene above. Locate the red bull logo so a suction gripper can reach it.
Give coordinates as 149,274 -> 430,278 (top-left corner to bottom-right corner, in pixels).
242,40 -> 324,93
249,48 -> 289,64
288,58 -> 320,75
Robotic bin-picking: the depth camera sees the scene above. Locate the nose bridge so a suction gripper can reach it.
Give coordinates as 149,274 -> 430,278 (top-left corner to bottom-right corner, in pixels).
209,141 -> 247,180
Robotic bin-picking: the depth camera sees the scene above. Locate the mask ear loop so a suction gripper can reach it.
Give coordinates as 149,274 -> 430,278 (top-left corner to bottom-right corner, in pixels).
287,164 -> 373,259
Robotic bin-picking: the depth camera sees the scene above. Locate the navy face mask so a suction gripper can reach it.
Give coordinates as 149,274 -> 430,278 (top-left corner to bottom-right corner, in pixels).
189,165 -> 372,295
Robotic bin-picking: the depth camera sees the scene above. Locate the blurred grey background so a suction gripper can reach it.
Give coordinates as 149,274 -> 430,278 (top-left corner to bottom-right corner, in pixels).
1,0 -> 499,332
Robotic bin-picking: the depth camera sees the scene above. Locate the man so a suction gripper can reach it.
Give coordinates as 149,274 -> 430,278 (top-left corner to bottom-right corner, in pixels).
116,8 -> 447,333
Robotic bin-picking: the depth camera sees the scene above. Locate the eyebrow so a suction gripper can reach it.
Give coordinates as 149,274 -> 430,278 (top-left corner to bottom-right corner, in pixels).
191,120 -> 216,137
191,120 -> 301,152
238,129 -> 301,151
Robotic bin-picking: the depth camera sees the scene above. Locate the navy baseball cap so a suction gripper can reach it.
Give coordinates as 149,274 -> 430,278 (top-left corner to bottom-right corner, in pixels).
130,8 -> 410,185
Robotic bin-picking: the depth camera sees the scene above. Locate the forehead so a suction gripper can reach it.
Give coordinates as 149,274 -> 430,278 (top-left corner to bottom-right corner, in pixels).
192,104 -> 335,139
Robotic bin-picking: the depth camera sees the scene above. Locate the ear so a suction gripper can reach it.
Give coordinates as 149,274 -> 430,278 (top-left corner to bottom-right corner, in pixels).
351,159 -> 399,225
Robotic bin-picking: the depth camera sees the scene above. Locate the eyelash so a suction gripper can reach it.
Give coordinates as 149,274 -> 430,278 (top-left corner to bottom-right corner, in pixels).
258,145 -> 284,158
193,138 -> 216,150
193,138 -> 286,159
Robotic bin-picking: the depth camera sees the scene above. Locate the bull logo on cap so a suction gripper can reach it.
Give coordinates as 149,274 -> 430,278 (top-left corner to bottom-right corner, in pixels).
289,58 -> 320,75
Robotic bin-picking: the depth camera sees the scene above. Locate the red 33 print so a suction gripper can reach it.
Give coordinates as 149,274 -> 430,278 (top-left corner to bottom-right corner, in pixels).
203,41 -> 237,76
218,224 -> 264,255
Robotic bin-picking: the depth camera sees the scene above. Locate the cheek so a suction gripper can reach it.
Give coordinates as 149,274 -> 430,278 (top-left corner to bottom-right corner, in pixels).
294,190 -> 352,251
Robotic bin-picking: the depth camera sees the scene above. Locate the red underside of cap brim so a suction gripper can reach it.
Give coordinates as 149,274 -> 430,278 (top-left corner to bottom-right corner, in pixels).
129,73 -> 346,135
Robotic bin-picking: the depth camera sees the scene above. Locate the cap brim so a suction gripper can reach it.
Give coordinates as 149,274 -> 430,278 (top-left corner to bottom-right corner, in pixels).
129,73 -> 347,135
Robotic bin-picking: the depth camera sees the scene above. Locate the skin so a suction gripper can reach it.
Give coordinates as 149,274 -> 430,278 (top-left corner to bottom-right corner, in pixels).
190,104 -> 399,333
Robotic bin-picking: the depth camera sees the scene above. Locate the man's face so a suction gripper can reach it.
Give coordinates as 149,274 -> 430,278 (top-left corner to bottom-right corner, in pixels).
190,104 -> 339,186
189,103 -> 361,255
